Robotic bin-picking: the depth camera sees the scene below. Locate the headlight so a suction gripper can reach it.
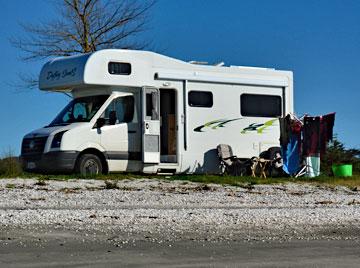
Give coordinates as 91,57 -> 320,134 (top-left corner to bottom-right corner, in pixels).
51,131 -> 67,148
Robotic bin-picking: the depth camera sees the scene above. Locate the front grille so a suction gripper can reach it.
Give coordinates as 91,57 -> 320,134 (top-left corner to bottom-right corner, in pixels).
21,136 -> 48,155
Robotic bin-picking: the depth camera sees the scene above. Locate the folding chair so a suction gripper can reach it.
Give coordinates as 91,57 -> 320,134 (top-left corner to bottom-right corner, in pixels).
217,144 -> 248,176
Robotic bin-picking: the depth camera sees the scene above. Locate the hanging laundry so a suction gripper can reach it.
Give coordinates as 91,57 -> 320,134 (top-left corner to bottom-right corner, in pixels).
305,155 -> 321,177
320,113 -> 336,154
279,114 -> 292,146
303,113 -> 336,156
280,117 -> 302,175
279,112 -> 335,177
303,116 -> 321,156
282,133 -> 301,175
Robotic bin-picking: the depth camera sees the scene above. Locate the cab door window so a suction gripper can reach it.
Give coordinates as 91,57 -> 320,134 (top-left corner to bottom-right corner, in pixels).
102,96 -> 135,125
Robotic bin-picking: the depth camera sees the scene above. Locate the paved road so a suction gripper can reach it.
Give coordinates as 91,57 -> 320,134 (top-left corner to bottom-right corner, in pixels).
1,230 -> 360,267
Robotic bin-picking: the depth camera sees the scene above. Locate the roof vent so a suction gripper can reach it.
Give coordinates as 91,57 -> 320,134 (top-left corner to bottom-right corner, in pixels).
229,65 -> 275,70
188,61 -> 208,65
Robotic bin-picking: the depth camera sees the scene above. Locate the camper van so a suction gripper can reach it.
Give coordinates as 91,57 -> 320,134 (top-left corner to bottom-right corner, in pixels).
20,49 -> 293,175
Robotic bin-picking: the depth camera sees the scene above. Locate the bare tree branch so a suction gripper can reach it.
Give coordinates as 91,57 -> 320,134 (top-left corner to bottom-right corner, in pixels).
11,0 -> 155,60
10,0 -> 156,89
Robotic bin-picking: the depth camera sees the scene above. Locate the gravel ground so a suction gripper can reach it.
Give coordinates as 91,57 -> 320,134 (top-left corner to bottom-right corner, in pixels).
1,178 -> 360,244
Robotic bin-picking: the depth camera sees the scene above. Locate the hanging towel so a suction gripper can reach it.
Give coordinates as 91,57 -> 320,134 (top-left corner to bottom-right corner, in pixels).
279,114 -> 292,146
303,116 -> 321,156
305,155 -> 321,177
320,113 -> 336,154
282,132 -> 301,175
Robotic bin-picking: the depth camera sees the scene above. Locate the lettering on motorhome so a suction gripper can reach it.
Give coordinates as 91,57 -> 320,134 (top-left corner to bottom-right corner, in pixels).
46,68 -> 77,81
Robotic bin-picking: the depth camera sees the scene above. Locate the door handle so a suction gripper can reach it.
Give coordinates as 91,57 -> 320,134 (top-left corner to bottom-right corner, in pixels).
145,123 -> 149,130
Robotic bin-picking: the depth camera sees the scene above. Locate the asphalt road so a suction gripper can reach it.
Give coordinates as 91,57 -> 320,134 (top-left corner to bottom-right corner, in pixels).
1,229 -> 360,268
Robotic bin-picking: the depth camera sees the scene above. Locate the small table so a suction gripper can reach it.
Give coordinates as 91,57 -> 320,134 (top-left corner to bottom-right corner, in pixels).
251,157 -> 272,178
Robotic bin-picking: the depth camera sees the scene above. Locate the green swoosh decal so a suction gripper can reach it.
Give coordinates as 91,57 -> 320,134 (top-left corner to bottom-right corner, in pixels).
194,118 -> 241,132
194,119 -> 225,132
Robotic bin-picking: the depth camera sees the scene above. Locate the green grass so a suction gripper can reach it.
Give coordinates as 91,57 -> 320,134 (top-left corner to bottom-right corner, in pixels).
2,172 -> 360,189
0,172 -> 144,180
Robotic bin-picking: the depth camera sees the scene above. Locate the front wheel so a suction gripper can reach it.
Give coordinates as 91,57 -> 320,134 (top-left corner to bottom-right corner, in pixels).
76,154 -> 103,176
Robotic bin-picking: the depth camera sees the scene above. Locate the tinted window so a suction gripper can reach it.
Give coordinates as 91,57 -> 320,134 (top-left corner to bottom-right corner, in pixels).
108,62 -> 131,75
241,94 -> 282,117
188,91 -> 213,107
146,93 -> 152,117
102,96 -> 135,125
145,92 -> 159,120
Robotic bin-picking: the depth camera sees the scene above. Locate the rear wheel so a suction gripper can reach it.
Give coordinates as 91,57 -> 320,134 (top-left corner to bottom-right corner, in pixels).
76,154 -> 103,176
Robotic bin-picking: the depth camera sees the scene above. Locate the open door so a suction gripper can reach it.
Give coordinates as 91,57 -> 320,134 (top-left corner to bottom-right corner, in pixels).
142,87 -> 160,163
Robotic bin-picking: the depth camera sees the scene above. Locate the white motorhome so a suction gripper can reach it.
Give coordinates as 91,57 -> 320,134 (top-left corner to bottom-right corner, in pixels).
20,49 -> 293,175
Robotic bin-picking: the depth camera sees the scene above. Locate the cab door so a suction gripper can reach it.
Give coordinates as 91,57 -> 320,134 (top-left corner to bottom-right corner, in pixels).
99,93 -> 135,156
142,87 -> 160,163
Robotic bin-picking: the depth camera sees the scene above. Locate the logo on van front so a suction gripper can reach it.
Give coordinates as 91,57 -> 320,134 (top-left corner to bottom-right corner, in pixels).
29,140 -> 35,150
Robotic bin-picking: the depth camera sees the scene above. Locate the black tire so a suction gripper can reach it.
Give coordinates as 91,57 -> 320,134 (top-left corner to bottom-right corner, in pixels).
76,154 -> 103,176
268,146 -> 281,160
267,147 -> 282,177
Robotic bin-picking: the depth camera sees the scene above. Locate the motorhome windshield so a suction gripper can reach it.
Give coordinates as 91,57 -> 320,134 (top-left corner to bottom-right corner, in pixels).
48,95 -> 109,127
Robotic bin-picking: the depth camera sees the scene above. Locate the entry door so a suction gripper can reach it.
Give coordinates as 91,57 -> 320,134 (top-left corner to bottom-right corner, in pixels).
142,87 -> 160,163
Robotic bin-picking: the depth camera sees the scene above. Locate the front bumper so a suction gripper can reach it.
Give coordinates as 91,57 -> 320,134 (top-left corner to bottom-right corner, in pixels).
20,151 -> 79,173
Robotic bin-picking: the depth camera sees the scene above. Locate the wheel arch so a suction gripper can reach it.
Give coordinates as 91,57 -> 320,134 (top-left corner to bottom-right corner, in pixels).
75,148 -> 109,174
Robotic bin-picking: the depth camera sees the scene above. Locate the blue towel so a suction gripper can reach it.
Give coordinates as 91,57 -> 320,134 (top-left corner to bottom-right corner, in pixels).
282,133 -> 301,175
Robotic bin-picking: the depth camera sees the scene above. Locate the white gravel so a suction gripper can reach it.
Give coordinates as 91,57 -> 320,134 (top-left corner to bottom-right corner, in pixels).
1,178 -> 360,242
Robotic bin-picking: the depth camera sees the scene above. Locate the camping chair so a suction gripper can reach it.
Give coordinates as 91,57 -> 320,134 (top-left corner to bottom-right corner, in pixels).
217,144 -> 248,176
257,147 -> 284,178
267,147 -> 284,177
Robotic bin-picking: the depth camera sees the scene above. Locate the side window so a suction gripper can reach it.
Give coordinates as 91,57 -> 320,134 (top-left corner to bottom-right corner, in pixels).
108,62 -> 131,75
145,92 -> 159,120
240,94 -> 282,117
188,91 -> 213,108
102,96 -> 135,125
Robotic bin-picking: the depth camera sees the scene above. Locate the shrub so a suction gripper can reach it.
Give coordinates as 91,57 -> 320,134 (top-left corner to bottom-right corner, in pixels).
104,180 -> 119,189
0,148 -> 22,177
321,137 -> 360,175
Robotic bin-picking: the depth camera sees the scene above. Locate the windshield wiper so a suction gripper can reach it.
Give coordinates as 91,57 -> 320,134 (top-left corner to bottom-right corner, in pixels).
45,122 -> 70,127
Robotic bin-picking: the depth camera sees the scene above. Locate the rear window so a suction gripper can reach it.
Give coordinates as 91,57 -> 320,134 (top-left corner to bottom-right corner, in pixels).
108,62 -> 131,75
188,91 -> 213,108
241,94 -> 282,117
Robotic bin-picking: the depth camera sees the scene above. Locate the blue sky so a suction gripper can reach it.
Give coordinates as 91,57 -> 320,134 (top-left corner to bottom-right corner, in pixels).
0,0 -> 360,155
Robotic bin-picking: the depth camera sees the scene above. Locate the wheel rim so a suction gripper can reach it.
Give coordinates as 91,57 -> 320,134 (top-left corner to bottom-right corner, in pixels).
83,159 -> 100,175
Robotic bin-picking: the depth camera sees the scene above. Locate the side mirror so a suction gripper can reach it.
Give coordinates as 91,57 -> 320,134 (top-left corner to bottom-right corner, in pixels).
95,118 -> 106,128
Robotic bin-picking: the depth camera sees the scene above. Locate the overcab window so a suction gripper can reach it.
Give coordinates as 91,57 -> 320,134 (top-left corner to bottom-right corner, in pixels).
241,94 -> 282,117
108,62 -> 131,75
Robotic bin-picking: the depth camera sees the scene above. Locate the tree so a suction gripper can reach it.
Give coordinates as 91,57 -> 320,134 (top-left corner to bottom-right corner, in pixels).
321,136 -> 360,175
11,0 -> 155,87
